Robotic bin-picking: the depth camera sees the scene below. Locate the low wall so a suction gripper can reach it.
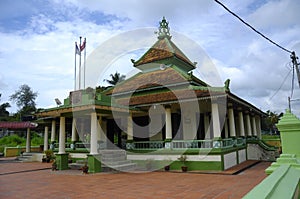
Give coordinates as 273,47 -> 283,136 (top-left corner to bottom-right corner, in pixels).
243,164 -> 300,199
4,146 -> 42,157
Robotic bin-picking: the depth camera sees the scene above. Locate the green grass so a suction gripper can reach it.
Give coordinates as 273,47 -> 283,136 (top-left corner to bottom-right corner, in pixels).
0,133 -> 44,153
262,135 -> 280,140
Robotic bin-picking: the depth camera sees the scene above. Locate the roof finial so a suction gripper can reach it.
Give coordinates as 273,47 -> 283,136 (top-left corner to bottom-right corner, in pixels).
157,16 -> 172,40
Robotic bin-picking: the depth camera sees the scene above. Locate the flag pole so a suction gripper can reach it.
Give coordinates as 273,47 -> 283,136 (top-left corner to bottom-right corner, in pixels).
79,36 -> 82,90
83,38 -> 86,89
74,42 -> 77,91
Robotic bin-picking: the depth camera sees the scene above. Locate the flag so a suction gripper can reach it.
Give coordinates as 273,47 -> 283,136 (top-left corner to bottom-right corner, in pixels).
80,38 -> 86,51
75,42 -> 80,55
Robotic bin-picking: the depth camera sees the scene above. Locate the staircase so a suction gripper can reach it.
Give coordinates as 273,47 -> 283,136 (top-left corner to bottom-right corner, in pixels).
100,150 -> 136,172
16,152 -> 34,162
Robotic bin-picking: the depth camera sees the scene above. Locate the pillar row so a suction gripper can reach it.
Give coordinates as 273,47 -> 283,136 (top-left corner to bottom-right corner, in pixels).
71,118 -> 78,142
211,103 -> 221,139
26,128 -> 31,153
127,113 -> 133,141
251,116 -> 257,136
51,120 -> 56,143
228,107 -> 236,137
238,111 -> 245,136
90,112 -> 98,155
245,113 -> 252,136
255,116 -> 262,139
43,126 -> 49,151
165,106 -> 172,140
58,116 -> 66,154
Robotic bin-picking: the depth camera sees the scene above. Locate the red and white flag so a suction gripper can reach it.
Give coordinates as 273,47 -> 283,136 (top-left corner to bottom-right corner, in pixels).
80,38 -> 86,51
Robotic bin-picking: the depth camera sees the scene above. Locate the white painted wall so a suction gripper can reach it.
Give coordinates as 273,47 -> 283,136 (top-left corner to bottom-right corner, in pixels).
149,114 -> 163,141
224,152 -> 237,169
181,103 -> 197,140
239,149 -> 246,163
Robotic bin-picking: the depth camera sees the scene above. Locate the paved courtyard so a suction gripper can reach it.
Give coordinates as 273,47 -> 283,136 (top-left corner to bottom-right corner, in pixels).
0,159 -> 270,199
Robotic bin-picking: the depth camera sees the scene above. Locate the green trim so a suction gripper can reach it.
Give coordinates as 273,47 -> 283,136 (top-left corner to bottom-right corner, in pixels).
170,161 -> 222,171
244,165 -> 300,199
221,154 -> 224,170
247,139 -> 277,151
55,153 -> 69,170
131,160 -> 223,171
127,146 -> 246,155
87,154 -> 102,173
53,148 -> 89,153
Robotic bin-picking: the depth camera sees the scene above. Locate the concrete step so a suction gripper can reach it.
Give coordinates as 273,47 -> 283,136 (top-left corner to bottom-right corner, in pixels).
102,160 -> 132,166
16,155 -> 33,162
99,149 -> 136,172
102,162 -> 137,172
101,156 -> 126,162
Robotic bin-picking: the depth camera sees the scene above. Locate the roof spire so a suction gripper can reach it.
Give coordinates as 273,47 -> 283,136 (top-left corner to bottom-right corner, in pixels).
157,16 -> 172,40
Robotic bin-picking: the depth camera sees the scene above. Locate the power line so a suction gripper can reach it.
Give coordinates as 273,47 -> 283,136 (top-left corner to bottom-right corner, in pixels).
269,68 -> 292,101
214,0 -> 293,54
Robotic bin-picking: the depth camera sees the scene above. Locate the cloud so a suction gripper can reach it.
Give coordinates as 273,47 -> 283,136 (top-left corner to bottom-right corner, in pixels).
248,0 -> 300,30
0,0 -> 299,117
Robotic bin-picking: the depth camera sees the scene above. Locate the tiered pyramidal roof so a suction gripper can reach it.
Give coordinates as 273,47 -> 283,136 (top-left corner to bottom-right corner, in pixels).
132,17 -> 196,73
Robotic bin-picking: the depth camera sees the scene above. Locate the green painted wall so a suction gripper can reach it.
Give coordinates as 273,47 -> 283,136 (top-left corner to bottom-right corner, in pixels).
276,110 -> 300,158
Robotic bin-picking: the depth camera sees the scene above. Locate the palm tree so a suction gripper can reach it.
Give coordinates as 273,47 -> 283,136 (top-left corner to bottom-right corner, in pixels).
105,72 -> 126,86
264,110 -> 283,135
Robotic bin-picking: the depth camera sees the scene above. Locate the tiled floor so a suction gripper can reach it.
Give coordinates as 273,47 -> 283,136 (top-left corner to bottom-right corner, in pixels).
0,158 -> 270,199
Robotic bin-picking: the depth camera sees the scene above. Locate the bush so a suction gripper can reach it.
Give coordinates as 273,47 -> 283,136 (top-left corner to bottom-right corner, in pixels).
31,136 -> 44,146
0,135 -> 26,153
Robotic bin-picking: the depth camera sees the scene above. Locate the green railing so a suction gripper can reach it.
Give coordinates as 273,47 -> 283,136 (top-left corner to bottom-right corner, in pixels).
51,142 -> 90,150
50,138 -> 246,151
128,138 -> 242,150
236,137 -> 245,146
132,141 -> 165,150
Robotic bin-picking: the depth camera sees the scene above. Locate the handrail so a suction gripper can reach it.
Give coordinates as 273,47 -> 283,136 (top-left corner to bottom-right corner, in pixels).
128,138 -> 242,150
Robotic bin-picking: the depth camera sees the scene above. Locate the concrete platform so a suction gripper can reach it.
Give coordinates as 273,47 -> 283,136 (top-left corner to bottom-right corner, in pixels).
0,157 -> 271,198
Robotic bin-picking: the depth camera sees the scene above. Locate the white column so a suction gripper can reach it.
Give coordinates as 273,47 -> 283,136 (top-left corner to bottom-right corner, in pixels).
204,113 -> 211,139
90,112 -> 98,154
224,118 -> 229,138
238,111 -> 245,136
51,120 -> 56,142
43,126 -> 49,151
58,117 -> 66,154
127,113 -> 133,141
26,128 -> 31,153
100,118 -> 107,149
245,113 -> 252,136
228,107 -> 236,137
255,116 -> 262,139
165,106 -> 172,140
71,118 -> 78,142
211,103 -> 221,138
97,117 -> 101,142
251,116 -> 257,136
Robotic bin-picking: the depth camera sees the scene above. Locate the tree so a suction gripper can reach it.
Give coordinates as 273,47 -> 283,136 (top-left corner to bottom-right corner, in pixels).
105,72 -> 126,86
0,93 -> 11,120
10,84 -> 38,116
262,110 -> 283,135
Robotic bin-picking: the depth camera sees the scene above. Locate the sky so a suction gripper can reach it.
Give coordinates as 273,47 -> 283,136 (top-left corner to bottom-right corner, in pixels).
0,0 -> 299,117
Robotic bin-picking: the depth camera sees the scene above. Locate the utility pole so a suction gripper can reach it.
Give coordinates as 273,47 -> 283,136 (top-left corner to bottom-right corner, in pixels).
290,51 -> 300,88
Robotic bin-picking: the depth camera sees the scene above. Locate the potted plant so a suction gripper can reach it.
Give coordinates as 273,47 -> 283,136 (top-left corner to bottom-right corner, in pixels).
81,163 -> 89,174
164,165 -> 170,171
43,149 -> 54,163
51,159 -> 57,171
178,155 -> 188,172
